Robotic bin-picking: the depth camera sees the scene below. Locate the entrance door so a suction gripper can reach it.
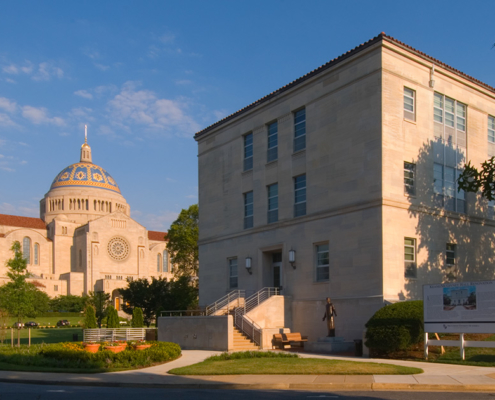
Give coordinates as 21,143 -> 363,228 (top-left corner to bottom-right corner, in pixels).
272,252 -> 282,290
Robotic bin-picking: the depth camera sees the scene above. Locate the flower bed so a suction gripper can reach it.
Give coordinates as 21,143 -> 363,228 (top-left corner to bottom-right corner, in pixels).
0,341 -> 181,372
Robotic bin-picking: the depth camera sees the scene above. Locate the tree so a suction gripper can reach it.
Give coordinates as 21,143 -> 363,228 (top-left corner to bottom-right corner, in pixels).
131,307 -> 144,328
106,305 -> 120,328
119,277 -> 168,326
50,294 -> 87,312
458,157 -> 495,200
86,291 -> 111,328
84,304 -> 98,328
166,204 -> 199,277
0,242 -> 49,329
167,276 -> 198,311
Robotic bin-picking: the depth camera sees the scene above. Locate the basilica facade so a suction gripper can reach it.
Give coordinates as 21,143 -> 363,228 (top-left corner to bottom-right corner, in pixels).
0,137 -> 172,310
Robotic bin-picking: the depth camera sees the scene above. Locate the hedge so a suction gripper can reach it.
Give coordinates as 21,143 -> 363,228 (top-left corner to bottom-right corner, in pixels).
41,312 -> 83,317
0,341 -> 181,370
365,300 -> 423,354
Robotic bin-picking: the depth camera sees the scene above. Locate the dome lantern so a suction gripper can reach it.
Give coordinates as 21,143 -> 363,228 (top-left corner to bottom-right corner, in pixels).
80,125 -> 92,163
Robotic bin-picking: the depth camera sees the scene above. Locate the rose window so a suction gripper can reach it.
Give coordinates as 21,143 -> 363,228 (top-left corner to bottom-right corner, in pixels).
107,237 -> 130,261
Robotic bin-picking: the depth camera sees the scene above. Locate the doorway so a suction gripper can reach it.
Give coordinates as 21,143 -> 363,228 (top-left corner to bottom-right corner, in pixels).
272,252 -> 282,290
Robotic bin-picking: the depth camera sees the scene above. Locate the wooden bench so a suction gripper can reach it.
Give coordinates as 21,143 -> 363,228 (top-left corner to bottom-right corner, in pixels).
272,332 -> 308,349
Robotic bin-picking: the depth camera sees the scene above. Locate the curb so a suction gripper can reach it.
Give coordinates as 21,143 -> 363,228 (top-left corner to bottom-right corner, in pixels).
1,378 -> 495,392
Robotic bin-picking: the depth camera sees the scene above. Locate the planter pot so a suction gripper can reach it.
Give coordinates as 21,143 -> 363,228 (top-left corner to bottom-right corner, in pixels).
84,344 -> 100,353
104,346 -> 126,353
134,345 -> 151,351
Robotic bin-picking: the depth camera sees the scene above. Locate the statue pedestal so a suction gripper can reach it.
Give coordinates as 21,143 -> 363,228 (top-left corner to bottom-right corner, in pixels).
304,337 -> 354,354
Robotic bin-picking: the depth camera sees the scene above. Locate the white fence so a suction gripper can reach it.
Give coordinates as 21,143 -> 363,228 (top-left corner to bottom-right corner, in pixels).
83,328 -> 152,342
424,332 -> 495,360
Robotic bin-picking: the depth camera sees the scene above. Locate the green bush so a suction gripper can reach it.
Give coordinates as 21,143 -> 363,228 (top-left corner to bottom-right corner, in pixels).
365,300 -> 423,354
131,307 -> 144,328
207,351 -> 298,361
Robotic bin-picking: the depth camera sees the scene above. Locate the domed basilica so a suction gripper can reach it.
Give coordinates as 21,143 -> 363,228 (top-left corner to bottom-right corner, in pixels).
0,133 -> 172,310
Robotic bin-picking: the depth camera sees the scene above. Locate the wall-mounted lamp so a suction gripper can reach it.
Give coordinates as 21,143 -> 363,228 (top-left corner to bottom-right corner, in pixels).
245,257 -> 252,274
289,249 -> 296,269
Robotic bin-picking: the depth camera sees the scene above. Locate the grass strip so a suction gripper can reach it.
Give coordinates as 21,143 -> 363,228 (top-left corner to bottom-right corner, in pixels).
169,357 -> 423,375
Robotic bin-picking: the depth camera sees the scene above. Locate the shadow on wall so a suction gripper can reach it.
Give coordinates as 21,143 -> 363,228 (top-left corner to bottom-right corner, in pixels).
401,137 -> 495,300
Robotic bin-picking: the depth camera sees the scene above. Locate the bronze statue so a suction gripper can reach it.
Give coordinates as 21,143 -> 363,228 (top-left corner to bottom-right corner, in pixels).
322,297 -> 337,337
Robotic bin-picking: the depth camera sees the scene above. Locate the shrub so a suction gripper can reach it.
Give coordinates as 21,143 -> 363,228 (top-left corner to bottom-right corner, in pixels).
106,306 -> 119,328
83,305 -> 97,329
207,351 -> 298,361
131,307 -> 144,328
365,300 -> 423,354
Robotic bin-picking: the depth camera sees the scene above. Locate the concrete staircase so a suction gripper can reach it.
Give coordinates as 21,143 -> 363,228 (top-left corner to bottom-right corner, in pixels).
233,325 -> 259,350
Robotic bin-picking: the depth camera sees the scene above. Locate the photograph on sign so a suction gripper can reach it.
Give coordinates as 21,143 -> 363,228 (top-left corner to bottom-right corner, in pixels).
443,286 -> 476,310
423,280 -> 495,333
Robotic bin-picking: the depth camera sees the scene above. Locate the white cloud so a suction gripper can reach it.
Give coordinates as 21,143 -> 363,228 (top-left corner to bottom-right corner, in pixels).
213,110 -> 227,121
0,167 -> 15,172
22,106 -> 65,126
0,202 -> 37,216
94,63 -> 110,71
5,78 -> 16,84
0,97 -> 17,113
159,33 -> 175,44
74,90 -> 93,100
175,79 -> 192,85
107,82 -> 201,136
165,177 -> 176,183
70,107 -> 93,120
133,210 -> 179,231
32,62 -> 64,81
185,194 -> 197,199
0,113 -> 16,127
2,64 -> 18,74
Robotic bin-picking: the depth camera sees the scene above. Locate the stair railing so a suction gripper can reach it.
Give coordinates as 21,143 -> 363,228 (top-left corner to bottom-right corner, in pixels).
244,287 -> 279,314
205,290 -> 245,316
233,287 -> 280,347
234,308 -> 262,346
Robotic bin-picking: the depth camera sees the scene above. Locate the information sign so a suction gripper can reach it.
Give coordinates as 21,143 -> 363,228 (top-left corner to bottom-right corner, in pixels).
423,280 -> 495,333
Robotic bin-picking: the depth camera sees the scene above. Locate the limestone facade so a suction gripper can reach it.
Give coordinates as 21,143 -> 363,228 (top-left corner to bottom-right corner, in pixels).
194,33 -> 495,341
0,139 -> 173,309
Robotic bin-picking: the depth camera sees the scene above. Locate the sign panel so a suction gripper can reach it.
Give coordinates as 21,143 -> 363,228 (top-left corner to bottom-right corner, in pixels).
423,280 -> 495,333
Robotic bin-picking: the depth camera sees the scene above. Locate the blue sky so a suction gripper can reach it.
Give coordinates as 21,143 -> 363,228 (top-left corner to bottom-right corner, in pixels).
1,1 -> 494,231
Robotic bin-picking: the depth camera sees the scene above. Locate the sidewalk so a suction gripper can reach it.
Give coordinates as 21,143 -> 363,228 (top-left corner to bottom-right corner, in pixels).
0,350 -> 495,392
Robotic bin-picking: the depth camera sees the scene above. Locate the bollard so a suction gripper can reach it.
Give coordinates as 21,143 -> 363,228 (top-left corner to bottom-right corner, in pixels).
28,328 -> 31,347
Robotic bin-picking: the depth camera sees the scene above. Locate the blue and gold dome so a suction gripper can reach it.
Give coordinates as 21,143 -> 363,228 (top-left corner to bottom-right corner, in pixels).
50,162 -> 121,194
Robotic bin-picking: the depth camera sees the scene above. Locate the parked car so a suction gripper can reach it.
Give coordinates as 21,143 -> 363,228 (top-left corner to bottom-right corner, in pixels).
12,322 -> 23,329
24,321 -> 38,328
56,319 -> 70,327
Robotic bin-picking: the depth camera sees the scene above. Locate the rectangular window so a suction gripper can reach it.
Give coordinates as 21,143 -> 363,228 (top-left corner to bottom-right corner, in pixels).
404,87 -> 415,121
267,121 -> 278,162
404,238 -> 417,278
294,174 -> 307,217
315,244 -> 329,282
229,258 -> 238,289
489,116 -> 495,143
267,183 -> 278,224
446,244 -> 456,267
54,285 -> 58,291
294,108 -> 306,152
244,191 -> 253,229
243,133 -> 253,171
404,162 -> 415,196
433,92 -> 466,148
433,163 -> 466,213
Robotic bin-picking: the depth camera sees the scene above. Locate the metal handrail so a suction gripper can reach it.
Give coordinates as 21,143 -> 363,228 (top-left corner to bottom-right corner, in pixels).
205,290 -> 245,316
160,310 -> 205,317
233,287 -> 279,346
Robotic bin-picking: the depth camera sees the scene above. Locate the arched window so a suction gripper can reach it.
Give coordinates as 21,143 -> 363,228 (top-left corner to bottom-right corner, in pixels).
163,251 -> 169,272
23,237 -> 31,264
157,253 -> 161,273
34,243 -> 39,265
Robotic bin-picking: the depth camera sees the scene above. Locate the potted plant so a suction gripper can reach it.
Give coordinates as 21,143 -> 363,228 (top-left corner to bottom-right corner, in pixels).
129,340 -> 151,351
103,341 -> 126,353
83,342 -> 100,353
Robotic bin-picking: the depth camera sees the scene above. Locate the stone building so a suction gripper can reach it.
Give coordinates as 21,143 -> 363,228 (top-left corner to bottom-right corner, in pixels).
194,33 -> 495,341
0,136 -> 172,309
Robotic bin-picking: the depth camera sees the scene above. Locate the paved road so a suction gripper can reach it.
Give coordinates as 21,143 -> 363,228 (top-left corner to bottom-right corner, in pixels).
0,383 -> 494,400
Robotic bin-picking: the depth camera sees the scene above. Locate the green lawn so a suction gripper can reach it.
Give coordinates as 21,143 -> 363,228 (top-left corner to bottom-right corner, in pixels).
0,328 -> 83,345
169,358 -> 423,375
